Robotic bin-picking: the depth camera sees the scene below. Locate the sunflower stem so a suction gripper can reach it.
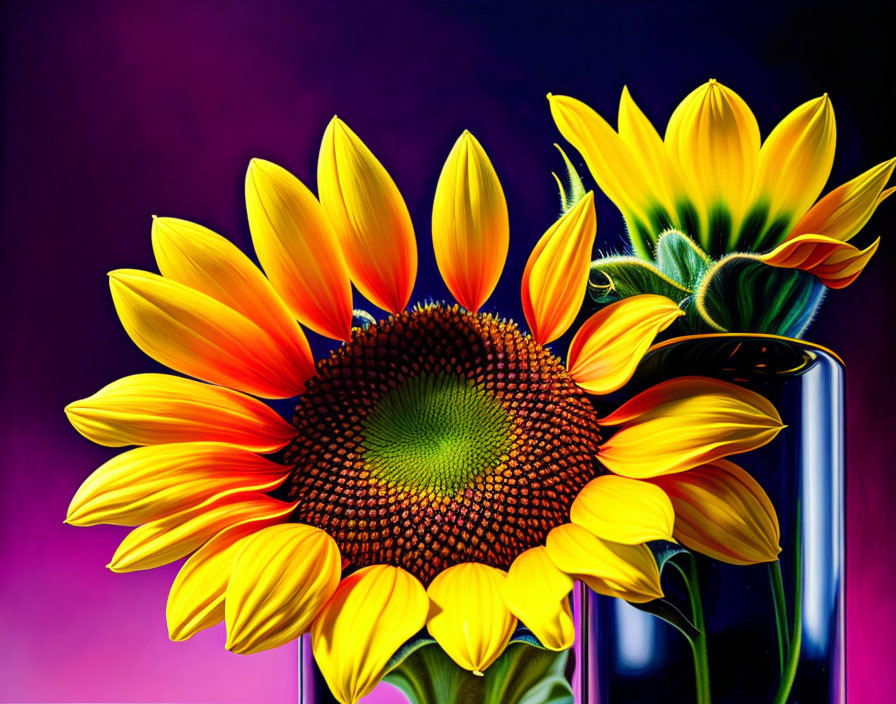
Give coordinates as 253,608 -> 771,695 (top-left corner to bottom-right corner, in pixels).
773,505 -> 803,704
671,554 -> 711,704
769,560 -> 789,676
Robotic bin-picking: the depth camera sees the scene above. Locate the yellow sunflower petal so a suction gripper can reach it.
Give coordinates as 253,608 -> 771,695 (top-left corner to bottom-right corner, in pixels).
312,565 -> 428,704
432,131 -> 509,312
318,117 -> 417,314
426,562 -> 517,674
166,503 -> 295,641
548,94 -> 659,225
109,269 -> 314,399
151,216 -> 315,360
108,491 -> 294,573
545,523 -> 662,603
66,442 -> 288,527
65,373 -> 295,452
504,547 -> 575,651
570,475 -> 675,544
521,192 -> 596,345
665,80 -> 760,231
788,157 -> 896,242
567,294 -> 683,395
760,233 -> 879,289
617,86 -> 682,214
650,459 -> 781,565
751,95 -> 836,233
245,159 -> 354,340
598,377 -> 783,479
225,524 -> 341,654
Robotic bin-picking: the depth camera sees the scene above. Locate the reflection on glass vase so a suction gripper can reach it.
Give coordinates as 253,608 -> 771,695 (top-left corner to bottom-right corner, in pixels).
590,334 -> 845,704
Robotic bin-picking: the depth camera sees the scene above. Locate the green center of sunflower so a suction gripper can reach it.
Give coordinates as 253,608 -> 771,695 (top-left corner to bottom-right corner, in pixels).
362,373 -> 514,496
285,305 -> 603,584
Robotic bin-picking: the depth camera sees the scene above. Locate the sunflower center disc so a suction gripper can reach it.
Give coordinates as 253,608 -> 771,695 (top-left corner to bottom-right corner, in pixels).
362,373 -> 514,495
285,305 -> 602,584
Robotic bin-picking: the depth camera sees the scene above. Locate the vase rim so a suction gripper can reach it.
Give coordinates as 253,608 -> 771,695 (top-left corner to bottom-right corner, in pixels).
649,333 -> 844,366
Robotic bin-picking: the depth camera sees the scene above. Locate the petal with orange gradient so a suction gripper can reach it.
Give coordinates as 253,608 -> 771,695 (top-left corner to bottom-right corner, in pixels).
65,373 -> 295,452
225,524 -> 341,654
245,159 -> 353,340
66,442 -> 289,527
505,547 -> 575,651
760,234 -> 880,289
318,117 -> 417,314
109,269 -> 314,399
598,377 -> 783,478
749,95 -> 836,236
788,157 -> 895,242
521,192 -> 596,345
650,459 -> 781,565
432,131 -> 509,312
151,216 -> 316,358
426,563 -> 517,674
567,294 -> 683,395
108,491 -> 296,573
166,503 -> 295,641
312,565 -> 428,704
665,80 -> 760,240
545,523 -> 662,603
570,475 -> 675,544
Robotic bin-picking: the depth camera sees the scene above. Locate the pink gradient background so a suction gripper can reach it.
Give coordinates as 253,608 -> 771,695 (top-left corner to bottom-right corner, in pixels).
2,1 -> 894,702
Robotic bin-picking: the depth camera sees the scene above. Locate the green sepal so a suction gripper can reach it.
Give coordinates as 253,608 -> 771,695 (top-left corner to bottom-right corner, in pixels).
383,637 -> 573,704
589,255 -> 691,305
694,254 -> 826,338
654,230 -> 711,289
553,144 -> 586,214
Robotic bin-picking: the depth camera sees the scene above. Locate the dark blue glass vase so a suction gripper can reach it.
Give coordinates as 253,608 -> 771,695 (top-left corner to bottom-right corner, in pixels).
585,335 -> 845,704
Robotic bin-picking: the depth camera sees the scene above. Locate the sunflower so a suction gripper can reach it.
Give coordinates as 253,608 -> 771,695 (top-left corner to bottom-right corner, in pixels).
549,80 -> 893,337
66,120 -> 784,704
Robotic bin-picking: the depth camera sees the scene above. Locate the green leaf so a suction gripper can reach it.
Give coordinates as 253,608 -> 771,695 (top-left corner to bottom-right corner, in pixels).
383,639 -> 573,704
655,230 -> 711,289
629,597 -> 701,642
695,255 -> 826,338
589,255 -> 691,305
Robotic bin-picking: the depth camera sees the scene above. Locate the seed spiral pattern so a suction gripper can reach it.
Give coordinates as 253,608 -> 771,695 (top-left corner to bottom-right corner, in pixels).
285,305 -> 603,584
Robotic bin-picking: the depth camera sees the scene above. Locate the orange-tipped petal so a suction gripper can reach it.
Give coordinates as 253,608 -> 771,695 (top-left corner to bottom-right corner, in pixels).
66,442 -> 289,527
65,373 -> 295,452
598,377 -> 783,478
788,157 -> 896,242
521,192 -> 597,345
760,233 -> 879,289
245,159 -> 353,340
225,524 -> 341,654
166,503 -> 295,641
750,95 -> 836,233
567,294 -> 683,395
312,566 -> 428,704
109,269 -> 314,399
108,492 -> 297,573
650,459 -> 781,565
151,216 -> 315,358
432,131 -> 509,312
318,117 -> 417,313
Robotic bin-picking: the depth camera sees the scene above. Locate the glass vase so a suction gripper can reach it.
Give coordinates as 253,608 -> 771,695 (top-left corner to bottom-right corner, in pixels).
590,334 -> 845,704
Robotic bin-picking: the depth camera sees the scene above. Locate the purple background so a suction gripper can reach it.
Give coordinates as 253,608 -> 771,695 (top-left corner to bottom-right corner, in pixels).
2,1 -> 894,702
